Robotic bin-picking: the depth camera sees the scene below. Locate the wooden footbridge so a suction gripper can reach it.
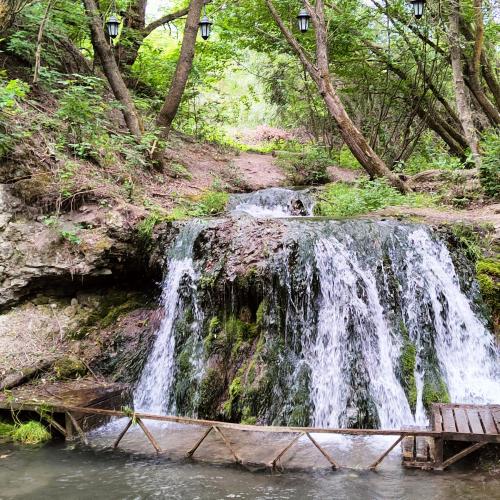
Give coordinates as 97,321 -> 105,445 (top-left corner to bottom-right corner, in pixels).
1,383 -> 498,471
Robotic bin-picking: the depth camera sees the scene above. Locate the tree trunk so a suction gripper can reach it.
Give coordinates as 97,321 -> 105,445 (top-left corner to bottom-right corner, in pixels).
459,16 -> 500,111
465,0 -> 500,125
266,0 -> 407,192
156,0 -> 204,139
33,0 -> 53,84
82,0 -> 142,139
449,0 -> 481,167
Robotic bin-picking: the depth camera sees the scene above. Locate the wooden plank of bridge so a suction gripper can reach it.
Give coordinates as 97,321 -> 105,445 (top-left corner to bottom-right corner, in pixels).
441,407 -> 457,433
453,407 -> 470,434
478,409 -> 497,435
213,426 -> 242,465
66,412 -> 88,445
369,434 -> 405,470
465,409 -> 484,435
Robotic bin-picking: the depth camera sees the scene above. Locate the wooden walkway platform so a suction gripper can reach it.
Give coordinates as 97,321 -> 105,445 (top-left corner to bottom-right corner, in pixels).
1,385 -> 497,472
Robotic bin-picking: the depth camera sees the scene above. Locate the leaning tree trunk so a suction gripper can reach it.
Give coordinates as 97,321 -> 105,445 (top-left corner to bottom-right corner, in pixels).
156,0 -> 204,140
449,0 -> 481,167
82,0 -> 142,139
266,0 -> 407,192
466,0 -> 500,126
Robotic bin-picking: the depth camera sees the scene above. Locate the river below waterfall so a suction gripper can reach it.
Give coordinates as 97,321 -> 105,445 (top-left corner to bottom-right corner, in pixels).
0,439 -> 498,499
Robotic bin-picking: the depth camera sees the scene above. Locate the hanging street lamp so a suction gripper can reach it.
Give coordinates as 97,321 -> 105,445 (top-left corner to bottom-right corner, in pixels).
199,15 -> 213,40
105,15 -> 120,39
410,0 -> 426,19
199,0 -> 213,40
297,7 -> 311,33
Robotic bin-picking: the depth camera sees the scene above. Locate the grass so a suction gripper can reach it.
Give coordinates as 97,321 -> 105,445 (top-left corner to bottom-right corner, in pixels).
314,179 -> 436,217
1,420 -> 51,444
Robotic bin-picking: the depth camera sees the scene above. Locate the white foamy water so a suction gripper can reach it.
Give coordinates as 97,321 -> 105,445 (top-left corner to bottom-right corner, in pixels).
229,187 -> 313,218
304,236 -> 413,429
398,229 -> 499,404
134,222 -> 205,414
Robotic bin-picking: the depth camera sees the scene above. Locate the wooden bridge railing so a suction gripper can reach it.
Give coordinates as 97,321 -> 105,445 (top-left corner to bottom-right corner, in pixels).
55,405 -> 444,471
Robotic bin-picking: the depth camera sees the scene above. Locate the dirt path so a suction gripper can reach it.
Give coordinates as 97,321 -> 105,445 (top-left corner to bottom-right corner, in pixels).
233,152 -> 287,190
377,204 -> 500,239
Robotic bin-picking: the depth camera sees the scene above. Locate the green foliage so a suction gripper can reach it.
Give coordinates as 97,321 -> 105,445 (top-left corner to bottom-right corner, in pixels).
60,227 -> 81,245
276,146 -> 331,185
0,73 -> 30,157
53,75 -> 109,159
12,421 -> 51,444
451,223 -> 483,262
315,179 -> 435,217
0,421 -> 15,438
480,130 -> 500,199
137,211 -> 166,241
166,191 -> 229,221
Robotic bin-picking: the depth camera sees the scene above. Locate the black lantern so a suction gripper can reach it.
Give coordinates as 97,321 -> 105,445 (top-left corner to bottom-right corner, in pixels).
411,0 -> 425,19
106,15 -> 120,39
199,15 -> 213,40
297,7 -> 311,33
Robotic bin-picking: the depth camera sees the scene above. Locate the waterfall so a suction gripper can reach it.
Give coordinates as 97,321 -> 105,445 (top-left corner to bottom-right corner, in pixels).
134,222 -> 205,414
134,190 -> 498,428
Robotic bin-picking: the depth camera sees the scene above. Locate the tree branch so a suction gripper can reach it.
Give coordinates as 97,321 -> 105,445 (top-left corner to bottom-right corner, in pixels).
143,6 -> 189,36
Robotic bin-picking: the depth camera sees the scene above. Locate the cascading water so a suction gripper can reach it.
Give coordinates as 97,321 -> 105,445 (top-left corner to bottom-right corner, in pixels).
228,187 -> 313,217
134,221 -> 206,414
134,189 -> 499,429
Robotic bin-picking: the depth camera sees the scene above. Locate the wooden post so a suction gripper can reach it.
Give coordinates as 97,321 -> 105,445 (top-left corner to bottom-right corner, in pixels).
37,411 -> 67,438
439,442 -> 486,470
268,432 -> 304,469
186,426 -> 213,458
66,412 -> 88,446
306,432 -> 339,470
213,426 -> 242,465
369,434 -> 405,470
432,437 -> 444,469
136,418 -> 162,454
114,419 -> 133,449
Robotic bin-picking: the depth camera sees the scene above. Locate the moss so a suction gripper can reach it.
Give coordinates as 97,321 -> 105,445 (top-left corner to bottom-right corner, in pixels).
476,258 -> 500,336
256,300 -> 268,329
12,421 -> 51,444
198,368 -> 225,418
400,341 -> 417,412
422,376 -> 450,410
100,299 -> 143,328
222,376 -> 243,418
54,356 -> 87,380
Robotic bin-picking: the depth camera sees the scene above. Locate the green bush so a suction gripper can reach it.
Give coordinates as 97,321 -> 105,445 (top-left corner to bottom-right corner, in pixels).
315,179 -> 435,217
480,130 -> 500,199
276,147 -> 331,185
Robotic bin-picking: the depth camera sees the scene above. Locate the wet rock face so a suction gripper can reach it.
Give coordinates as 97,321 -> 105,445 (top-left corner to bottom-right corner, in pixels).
0,186 -> 162,311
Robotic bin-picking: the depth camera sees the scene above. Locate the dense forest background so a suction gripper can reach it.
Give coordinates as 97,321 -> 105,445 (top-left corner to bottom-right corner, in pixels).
1,0 -> 499,191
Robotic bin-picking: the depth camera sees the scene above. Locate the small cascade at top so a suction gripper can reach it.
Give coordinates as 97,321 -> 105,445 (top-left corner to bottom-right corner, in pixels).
228,187 -> 314,217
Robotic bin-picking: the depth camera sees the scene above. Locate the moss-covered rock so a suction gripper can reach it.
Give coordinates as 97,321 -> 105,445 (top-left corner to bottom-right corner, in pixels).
53,356 -> 87,380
